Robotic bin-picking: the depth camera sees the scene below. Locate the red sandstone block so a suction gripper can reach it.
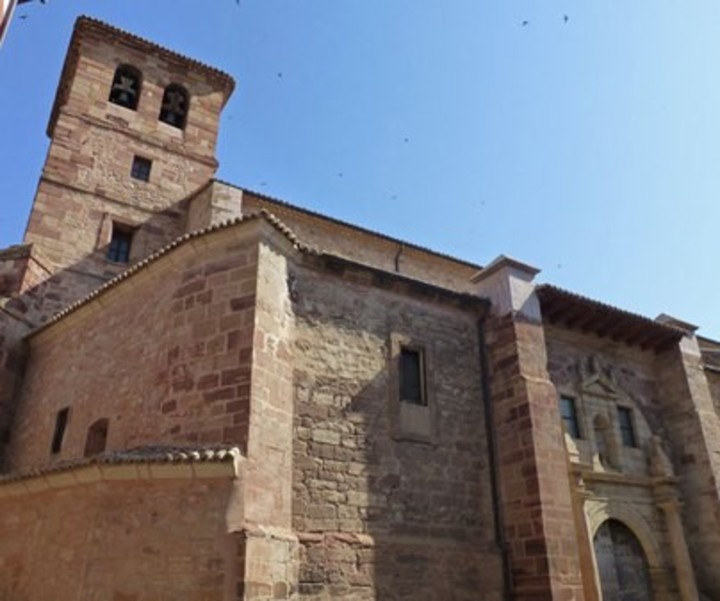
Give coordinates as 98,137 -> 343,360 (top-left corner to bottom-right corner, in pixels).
196,290 -> 213,305
222,426 -> 244,442
226,401 -> 245,413
204,255 -> 247,276
219,314 -> 244,333
229,295 -> 255,312
206,335 -> 225,355
203,387 -> 236,403
221,368 -> 249,386
195,373 -> 219,391
227,330 -> 241,351
232,411 -> 249,424
199,429 -> 223,443
174,279 -> 206,299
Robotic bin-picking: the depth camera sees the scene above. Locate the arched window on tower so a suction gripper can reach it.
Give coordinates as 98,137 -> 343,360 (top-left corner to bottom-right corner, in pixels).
159,84 -> 189,129
83,418 -> 109,457
108,65 -> 142,110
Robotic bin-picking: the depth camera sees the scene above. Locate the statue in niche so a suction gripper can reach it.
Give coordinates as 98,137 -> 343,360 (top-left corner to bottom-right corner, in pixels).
593,413 -> 619,470
647,435 -> 674,477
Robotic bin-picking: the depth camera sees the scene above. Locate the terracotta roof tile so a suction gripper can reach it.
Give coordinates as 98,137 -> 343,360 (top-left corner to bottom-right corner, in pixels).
537,284 -> 683,351
76,16 -> 234,91
0,444 -> 242,485
48,16 -> 235,136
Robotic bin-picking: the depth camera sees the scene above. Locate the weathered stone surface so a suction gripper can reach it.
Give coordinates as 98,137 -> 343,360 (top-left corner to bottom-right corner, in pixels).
0,478 -> 232,600
1,14 -> 719,601
7,229 -> 260,472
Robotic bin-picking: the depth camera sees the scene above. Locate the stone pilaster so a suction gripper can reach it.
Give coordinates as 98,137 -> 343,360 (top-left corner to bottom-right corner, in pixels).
655,317 -> 720,598
655,493 -> 699,601
239,227 -> 298,599
569,472 -> 600,601
475,256 -> 585,601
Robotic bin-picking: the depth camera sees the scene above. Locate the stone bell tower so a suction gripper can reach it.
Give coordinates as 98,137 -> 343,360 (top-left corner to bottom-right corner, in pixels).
22,16 -> 235,298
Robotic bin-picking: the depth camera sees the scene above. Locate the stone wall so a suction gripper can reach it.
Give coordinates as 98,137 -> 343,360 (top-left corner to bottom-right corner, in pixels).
7,224 -> 261,472
187,181 -> 244,231
483,313 -> 585,601
0,476 -> 234,601
288,257 -> 502,600
24,17 -> 232,291
48,18 -> 230,159
655,338 -> 720,597
0,312 -> 29,465
705,368 -> 720,417
239,188 -> 480,294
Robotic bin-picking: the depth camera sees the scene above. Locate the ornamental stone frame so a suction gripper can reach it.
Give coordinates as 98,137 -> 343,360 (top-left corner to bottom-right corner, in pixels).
585,499 -> 667,601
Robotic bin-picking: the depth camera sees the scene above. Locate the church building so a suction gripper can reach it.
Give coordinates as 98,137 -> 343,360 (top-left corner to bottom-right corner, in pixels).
0,16 -> 719,601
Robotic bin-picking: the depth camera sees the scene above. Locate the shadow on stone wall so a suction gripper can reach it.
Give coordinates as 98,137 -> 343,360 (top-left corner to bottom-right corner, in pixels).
0,196 -> 194,467
289,260 -> 504,601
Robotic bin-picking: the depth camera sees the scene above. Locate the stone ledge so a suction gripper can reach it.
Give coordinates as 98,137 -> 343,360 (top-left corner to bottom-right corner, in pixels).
0,445 -> 242,494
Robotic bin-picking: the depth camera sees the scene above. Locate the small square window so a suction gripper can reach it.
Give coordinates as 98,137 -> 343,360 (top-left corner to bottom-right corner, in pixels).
617,406 -> 637,447
131,156 -> 152,182
400,347 -> 426,406
51,407 -> 70,455
560,396 -> 582,439
107,224 -> 134,263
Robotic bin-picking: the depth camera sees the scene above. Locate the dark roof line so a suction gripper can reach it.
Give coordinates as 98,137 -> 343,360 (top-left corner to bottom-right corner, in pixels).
538,284 -> 680,333
536,284 -> 684,349
221,180 -> 484,271
32,207 -> 486,338
76,16 -> 235,90
0,445 -> 241,486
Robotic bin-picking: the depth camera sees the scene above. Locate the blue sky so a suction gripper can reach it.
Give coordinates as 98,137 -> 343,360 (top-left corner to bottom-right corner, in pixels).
2,1 -> 720,338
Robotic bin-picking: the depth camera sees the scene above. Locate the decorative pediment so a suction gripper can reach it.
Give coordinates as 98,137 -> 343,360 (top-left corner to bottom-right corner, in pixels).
578,355 -> 620,398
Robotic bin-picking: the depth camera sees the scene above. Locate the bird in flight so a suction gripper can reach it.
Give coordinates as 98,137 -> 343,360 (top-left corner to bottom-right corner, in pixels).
563,15 -> 569,24
522,20 -> 529,27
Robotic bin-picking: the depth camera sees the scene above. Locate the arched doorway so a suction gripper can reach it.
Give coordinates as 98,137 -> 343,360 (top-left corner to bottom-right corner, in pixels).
593,519 -> 653,601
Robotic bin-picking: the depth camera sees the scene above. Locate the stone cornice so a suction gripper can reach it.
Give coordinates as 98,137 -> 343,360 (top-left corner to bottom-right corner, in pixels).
48,16 -> 234,137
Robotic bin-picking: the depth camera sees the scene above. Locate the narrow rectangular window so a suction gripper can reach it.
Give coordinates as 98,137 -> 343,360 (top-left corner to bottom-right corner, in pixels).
107,224 -> 134,263
617,406 -> 637,447
51,407 -> 70,455
400,347 -> 426,406
560,396 -> 582,439
130,155 -> 152,182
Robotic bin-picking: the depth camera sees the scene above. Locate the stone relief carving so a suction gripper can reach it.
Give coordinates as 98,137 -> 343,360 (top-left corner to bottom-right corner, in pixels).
579,354 -> 619,398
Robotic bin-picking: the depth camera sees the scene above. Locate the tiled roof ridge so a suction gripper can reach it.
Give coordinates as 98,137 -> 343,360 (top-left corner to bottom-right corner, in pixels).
536,283 -> 684,336
76,16 -> 235,91
216,179 -> 484,271
32,210 -> 316,336
0,444 -> 242,485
